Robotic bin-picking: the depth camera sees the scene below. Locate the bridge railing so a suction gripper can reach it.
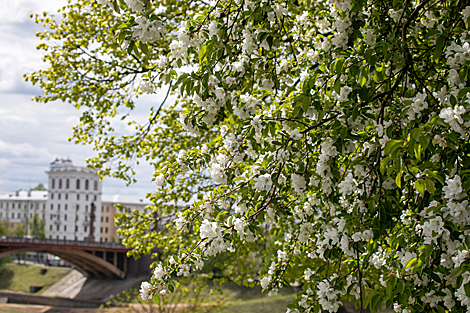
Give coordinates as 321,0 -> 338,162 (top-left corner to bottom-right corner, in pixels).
0,236 -> 128,249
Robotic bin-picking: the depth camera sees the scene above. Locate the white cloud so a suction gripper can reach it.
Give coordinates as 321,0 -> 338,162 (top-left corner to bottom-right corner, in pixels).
0,0 -> 158,197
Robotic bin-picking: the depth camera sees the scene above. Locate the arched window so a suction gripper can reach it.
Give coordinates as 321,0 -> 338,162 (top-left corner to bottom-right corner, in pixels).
76,179 -> 80,190
51,179 -> 55,189
85,180 -> 89,190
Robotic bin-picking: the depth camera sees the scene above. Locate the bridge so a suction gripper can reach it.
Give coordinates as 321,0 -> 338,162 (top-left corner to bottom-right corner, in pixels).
0,237 -> 149,279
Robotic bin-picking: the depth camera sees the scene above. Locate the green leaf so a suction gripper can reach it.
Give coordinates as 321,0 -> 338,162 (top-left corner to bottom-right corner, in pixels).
380,156 -> 390,174
302,96 -> 311,112
336,59 -> 345,75
395,172 -> 402,188
349,64 -> 360,77
465,236 -> 470,249
199,45 -> 207,64
465,283 -> 470,297
405,257 -> 417,270
433,36 -> 445,62
139,41 -> 150,56
370,294 -> 382,313
424,178 -> 435,194
415,179 -> 425,196
112,0 -> 121,13
414,143 -> 422,160
384,140 -> 403,155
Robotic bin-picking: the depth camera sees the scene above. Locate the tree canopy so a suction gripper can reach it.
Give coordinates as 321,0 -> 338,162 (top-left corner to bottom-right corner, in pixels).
27,0 -> 470,312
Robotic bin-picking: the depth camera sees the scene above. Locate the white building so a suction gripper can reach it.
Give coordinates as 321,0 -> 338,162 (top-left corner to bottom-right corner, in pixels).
46,158 -> 102,241
0,190 -> 48,234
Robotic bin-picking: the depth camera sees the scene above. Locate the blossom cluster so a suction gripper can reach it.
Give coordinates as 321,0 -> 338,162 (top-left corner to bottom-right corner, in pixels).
101,0 -> 470,312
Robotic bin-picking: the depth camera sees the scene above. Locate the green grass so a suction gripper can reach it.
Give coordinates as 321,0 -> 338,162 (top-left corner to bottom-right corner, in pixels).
0,308 -> 30,313
221,294 -> 295,313
0,262 -> 71,295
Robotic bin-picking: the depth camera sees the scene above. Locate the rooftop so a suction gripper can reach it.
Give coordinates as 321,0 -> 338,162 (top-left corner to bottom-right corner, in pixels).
0,190 -> 48,201
47,158 -> 97,174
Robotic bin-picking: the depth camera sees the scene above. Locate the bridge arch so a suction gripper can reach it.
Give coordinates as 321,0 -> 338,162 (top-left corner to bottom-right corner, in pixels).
0,238 -> 130,279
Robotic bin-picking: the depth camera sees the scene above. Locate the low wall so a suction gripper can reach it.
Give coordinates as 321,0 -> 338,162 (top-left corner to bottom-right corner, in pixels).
0,291 -> 103,308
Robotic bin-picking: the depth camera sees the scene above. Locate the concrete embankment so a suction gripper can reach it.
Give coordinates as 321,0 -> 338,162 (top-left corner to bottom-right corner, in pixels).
43,269 -> 145,302
1,269 -> 146,308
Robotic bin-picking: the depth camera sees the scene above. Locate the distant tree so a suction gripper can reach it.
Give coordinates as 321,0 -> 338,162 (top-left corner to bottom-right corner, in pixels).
0,220 -> 8,236
29,215 -> 45,238
30,184 -> 46,191
11,223 -> 26,238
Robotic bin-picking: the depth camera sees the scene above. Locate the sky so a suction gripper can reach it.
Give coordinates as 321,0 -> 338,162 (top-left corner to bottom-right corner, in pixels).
0,0 -> 164,197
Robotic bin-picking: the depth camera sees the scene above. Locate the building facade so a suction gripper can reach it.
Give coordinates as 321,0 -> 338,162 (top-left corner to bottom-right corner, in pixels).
0,158 -> 150,243
100,195 -> 148,242
0,190 -> 48,234
46,158 -> 102,241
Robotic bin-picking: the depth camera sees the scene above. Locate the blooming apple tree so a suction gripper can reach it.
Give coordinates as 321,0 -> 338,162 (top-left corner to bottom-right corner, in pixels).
29,0 -> 470,312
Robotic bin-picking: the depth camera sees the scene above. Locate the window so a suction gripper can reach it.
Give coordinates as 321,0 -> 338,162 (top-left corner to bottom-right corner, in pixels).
106,206 -> 109,213
59,179 -> 62,189
65,194 -> 68,200
86,195 -> 89,201
52,179 -> 55,189
100,227 -> 103,233
77,194 -> 80,200
76,204 -> 79,211
64,214 -> 67,221
11,213 -> 14,218
65,204 -> 67,210
50,225 -> 52,231
12,203 -> 15,209
101,216 -> 103,222
105,238 -> 108,242
17,213 -> 20,218
94,180 -> 98,191
58,194 -> 61,200
66,179 -> 69,189
105,217 -> 109,223
85,205 -> 88,212
64,225 -> 67,231
76,215 -> 79,221
50,214 -> 53,220
84,226 -> 87,232
76,179 -> 80,190
51,204 -> 53,210
85,180 -> 89,190
56,225 -> 59,231
58,204 -> 60,210
75,226 -> 78,232
105,227 -> 108,233
51,193 -> 53,200
101,206 -> 104,212
93,195 -> 96,201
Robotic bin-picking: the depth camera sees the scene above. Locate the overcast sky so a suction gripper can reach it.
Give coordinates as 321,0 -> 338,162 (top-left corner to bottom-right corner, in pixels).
0,0 -> 164,197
